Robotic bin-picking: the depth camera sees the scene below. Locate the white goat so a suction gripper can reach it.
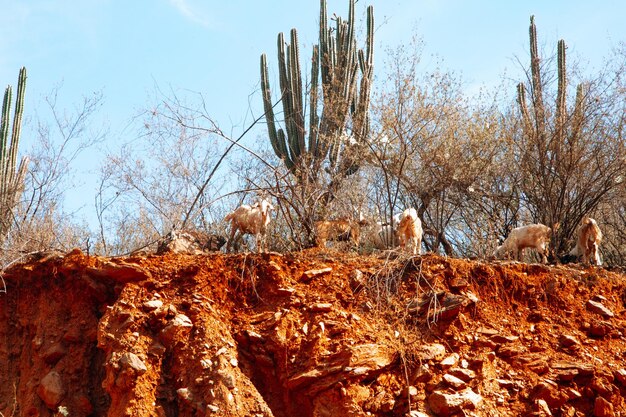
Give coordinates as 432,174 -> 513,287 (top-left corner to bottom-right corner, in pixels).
493,223 -> 551,264
224,199 -> 274,253
397,208 -> 423,255
569,218 -> 602,265
367,223 -> 398,250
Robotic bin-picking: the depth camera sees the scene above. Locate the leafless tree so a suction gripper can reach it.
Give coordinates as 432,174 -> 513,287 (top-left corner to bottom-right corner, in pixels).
1,86 -> 104,264
95,89 -> 237,255
370,38 -> 501,256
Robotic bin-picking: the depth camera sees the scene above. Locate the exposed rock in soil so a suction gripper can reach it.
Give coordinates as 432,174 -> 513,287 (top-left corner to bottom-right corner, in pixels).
1,249 -> 626,416
156,230 -> 226,255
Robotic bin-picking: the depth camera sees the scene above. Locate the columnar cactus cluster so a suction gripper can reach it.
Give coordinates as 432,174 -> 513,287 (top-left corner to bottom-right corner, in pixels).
0,67 -> 28,241
516,16 -> 586,154
515,16 -> 590,252
260,0 -> 374,179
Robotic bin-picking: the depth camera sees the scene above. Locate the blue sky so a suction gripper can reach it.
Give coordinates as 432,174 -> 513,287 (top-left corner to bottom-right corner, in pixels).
1,0 -> 624,223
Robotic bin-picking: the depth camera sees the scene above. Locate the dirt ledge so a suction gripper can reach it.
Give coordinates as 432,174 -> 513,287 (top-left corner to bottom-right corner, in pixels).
1,249 -> 625,416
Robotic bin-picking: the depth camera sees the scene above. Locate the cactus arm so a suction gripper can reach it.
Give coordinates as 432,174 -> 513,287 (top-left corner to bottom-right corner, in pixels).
569,82 -> 587,144
309,45 -> 320,158
0,86 -> 11,181
284,43 -> 297,158
352,5 -> 374,143
288,29 -> 306,159
0,67 -> 28,241
556,40 -> 567,117
260,53 -> 279,154
319,0 -> 331,88
276,32 -> 295,159
554,39 -> 567,153
261,53 -> 293,168
277,129 -> 294,170
9,67 -> 26,177
358,10 -> 375,77
529,16 -> 546,138
344,0 -> 356,97
517,83 -> 532,135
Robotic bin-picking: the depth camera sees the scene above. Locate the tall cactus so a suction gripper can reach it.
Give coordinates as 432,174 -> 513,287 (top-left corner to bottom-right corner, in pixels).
260,0 -> 374,179
517,17 -> 586,155
517,16 -> 548,161
515,16 -> 590,254
0,67 -> 28,242
554,39 -> 567,155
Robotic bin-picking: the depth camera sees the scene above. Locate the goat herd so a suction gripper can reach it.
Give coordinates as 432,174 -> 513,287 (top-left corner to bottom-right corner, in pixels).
222,198 -> 604,266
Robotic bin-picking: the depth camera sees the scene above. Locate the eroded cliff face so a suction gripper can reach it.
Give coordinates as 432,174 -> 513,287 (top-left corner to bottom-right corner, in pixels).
1,248 -> 626,416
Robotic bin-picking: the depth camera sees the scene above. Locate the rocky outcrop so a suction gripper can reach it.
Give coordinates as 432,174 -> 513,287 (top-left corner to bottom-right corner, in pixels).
156,230 -> 226,255
1,250 -> 626,416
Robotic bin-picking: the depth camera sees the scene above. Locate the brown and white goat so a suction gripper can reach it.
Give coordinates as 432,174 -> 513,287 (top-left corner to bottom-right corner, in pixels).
314,217 -> 366,249
569,218 -> 602,265
224,199 -> 274,253
493,223 -> 551,264
396,208 -> 423,255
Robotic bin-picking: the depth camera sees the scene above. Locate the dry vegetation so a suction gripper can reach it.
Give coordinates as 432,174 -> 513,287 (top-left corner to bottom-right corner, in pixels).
0,4 -> 626,415
1,7 -> 624,267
